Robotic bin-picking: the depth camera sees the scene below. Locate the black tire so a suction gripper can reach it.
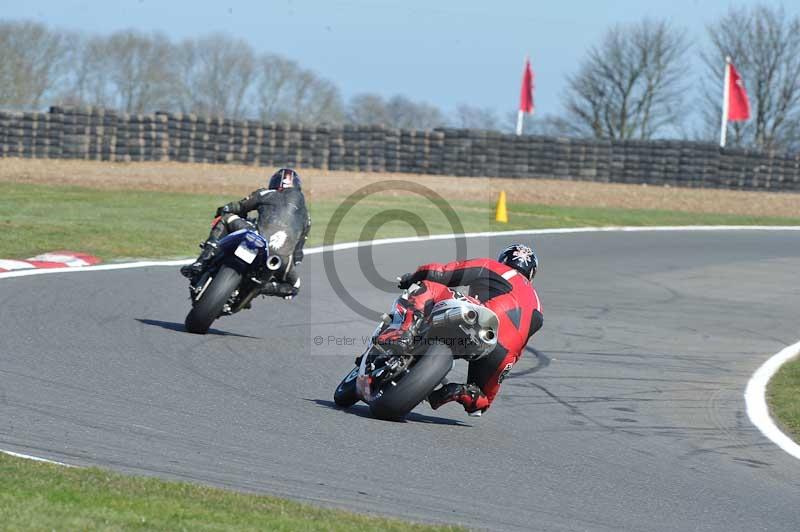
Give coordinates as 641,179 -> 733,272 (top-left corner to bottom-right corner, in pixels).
333,366 -> 360,408
369,344 -> 453,421
185,265 -> 242,334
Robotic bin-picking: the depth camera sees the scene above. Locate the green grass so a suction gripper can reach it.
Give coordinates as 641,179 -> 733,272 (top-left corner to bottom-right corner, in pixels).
0,453 -> 462,531
767,356 -> 800,442
0,183 -> 232,260
2,182 -> 800,261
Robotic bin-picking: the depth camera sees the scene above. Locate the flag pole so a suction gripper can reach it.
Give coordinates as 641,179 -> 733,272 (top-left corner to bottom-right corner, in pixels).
720,56 -> 731,148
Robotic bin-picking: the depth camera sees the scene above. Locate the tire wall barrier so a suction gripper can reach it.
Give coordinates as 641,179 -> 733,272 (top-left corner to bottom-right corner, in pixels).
2,106 -> 799,191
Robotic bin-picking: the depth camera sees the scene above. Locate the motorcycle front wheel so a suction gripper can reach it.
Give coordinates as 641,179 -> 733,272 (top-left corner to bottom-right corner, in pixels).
333,366 -> 360,407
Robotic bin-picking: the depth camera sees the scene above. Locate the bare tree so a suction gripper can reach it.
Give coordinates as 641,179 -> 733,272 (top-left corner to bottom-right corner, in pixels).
256,54 -> 299,121
288,73 -> 344,124
504,110 -> 574,136
57,34 -> 111,107
564,19 -> 689,140
285,69 -> 344,124
700,5 -> 800,151
385,95 -> 444,129
0,21 -> 74,109
175,34 -> 256,118
60,31 -> 179,113
256,55 -> 343,124
347,93 -> 391,125
347,93 -> 445,129
454,104 -> 500,130
97,30 -> 175,113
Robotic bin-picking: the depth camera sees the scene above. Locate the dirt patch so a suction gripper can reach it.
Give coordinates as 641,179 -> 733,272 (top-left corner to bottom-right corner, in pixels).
1,158 -> 798,217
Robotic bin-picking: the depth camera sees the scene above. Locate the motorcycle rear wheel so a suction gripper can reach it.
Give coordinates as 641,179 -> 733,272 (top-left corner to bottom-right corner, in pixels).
369,344 -> 453,421
185,265 -> 242,334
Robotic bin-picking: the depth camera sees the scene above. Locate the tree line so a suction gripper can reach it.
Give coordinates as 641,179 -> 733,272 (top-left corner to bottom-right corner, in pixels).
558,4 -> 800,152
0,21 -> 468,130
1,3 -> 798,152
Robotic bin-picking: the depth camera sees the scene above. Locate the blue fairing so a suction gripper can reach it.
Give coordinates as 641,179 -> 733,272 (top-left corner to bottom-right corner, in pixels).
218,229 -> 267,253
215,230 -> 269,274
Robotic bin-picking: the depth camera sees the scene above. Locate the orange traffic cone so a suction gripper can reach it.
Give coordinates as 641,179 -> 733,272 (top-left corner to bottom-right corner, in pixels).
495,190 -> 508,223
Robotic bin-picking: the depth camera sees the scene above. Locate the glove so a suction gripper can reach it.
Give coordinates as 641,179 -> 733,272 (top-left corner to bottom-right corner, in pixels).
293,249 -> 304,265
397,272 -> 416,289
215,203 -> 235,217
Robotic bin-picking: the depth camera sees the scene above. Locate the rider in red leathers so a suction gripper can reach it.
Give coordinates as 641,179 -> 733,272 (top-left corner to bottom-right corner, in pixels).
376,243 -> 543,416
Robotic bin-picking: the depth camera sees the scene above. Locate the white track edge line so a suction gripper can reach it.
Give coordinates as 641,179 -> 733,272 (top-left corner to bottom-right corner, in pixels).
1,449 -> 73,467
2,224 -> 799,465
744,341 -> 800,460
2,225 -> 799,280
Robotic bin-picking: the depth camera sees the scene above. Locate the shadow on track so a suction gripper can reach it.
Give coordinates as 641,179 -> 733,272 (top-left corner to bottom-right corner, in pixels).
308,399 -> 471,427
506,347 -> 550,380
135,318 -> 261,339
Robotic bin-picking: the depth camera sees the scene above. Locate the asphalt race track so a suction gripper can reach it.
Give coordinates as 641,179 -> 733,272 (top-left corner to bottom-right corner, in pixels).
2,229 -> 800,531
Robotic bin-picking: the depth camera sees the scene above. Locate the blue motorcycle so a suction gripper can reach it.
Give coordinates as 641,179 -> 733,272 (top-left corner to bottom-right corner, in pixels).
184,228 -> 285,334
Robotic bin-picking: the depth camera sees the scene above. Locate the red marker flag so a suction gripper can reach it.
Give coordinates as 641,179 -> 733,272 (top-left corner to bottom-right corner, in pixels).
726,62 -> 750,122
516,57 -> 534,135
720,57 -> 751,147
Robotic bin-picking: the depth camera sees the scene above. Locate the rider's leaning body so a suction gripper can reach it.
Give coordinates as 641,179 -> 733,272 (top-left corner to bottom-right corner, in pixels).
180,168 -> 311,298
377,244 -> 543,415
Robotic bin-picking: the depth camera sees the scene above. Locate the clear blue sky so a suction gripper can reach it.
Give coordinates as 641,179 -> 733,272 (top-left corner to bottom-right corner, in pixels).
3,0 -> 797,123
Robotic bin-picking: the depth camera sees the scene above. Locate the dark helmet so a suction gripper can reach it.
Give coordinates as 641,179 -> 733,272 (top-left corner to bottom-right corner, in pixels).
268,168 -> 302,191
498,243 -> 538,281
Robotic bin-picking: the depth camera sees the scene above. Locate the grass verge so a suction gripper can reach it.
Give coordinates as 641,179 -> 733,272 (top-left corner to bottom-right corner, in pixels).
0,453 -> 462,531
3,182 -> 800,261
767,356 -> 800,442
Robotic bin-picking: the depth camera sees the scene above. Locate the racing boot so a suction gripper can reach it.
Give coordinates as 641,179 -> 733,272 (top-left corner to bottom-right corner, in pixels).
259,280 -> 298,299
428,383 -> 490,416
374,283 -> 435,355
180,241 -> 219,280
374,318 -> 420,356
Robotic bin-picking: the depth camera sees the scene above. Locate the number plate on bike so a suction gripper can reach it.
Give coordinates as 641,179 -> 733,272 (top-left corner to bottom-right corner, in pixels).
234,243 -> 257,264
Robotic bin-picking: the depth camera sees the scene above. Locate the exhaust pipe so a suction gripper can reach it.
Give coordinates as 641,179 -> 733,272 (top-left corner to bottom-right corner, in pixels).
266,255 -> 282,271
463,309 -> 478,325
478,328 -> 496,343
432,306 -> 479,327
